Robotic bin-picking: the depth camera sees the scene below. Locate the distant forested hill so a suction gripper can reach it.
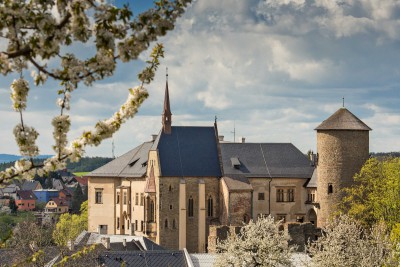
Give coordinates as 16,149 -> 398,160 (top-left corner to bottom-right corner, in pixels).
66,157 -> 113,172
0,154 -> 52,164
0,156 -> 113,172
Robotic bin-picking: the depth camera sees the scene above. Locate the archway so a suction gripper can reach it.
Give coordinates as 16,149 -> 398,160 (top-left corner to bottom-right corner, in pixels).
307,209 -> 317,226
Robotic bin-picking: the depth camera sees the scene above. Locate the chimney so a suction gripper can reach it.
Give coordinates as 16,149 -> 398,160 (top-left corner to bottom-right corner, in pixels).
101,237 -> 111,249
123,238 -> 127,248
67,240 -> 74,251
151,134 -> 158,141
218,135 -> 224,141
241,137 -> 246,143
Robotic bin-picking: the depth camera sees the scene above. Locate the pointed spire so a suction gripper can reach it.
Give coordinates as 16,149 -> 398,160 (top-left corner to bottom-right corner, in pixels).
162,67 -> 172,134
144,165 -> 156,193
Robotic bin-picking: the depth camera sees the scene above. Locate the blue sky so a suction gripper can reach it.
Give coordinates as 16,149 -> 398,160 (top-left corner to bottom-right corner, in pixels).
1,0 -> 400,157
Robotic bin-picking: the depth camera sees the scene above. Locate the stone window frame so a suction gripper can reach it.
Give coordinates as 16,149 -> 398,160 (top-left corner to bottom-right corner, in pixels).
95,188 -> 103,204
165,218 -> 168,229
276,187 -> 295,202
258,192 -> 265,201
307,189 -> 316,203
140,193 -> 144,206
135,193 -> 139,205
116,191 -> 120,204
172,219 -> 176,229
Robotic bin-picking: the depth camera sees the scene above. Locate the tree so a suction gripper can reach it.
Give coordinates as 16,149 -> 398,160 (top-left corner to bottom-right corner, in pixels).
341,157 -> 400,232
307,215 -> 396,267
71,183 -> 84,213
8,197 -> 18,214
214,215 -> 295,267
0,0 -> 192,184
53,200 -> 88,249
6,220 -> 54,264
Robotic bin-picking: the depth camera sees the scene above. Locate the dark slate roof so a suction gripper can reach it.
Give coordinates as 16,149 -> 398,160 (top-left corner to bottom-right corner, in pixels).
220,143 -> 314,178
89,141 -> 153,178
315,108 -> 371,131
156,126 -> 221,177
21,180 -> 40,191
16,190 -> 37,200
98,251 -> 187,267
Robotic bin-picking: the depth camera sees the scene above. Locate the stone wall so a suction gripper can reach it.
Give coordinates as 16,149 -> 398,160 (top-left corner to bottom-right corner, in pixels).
208,222 -> 320,253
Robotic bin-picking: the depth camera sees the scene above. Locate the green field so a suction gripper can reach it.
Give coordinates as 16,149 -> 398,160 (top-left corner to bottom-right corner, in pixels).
73,172 -> 89,177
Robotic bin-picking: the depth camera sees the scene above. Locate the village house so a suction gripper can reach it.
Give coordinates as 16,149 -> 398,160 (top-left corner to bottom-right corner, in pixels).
15,190 -> 37,211
45,198 -> 69,214
87,81 -> 370,252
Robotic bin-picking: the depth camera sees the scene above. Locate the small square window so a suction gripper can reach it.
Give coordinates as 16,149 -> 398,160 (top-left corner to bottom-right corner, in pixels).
258,192 -> 265,200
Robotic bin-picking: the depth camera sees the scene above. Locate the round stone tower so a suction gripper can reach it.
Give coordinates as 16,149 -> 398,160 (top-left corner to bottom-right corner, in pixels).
315,107 -> 371,227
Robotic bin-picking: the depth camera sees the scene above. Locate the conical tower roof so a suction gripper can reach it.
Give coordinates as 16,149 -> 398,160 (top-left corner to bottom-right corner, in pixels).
315,108 -> 371,131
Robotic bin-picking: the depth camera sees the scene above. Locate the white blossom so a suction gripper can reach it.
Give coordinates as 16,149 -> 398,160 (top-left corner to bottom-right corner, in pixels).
215,215 -> 295,267
13,124 -> 39,157
10,78 -> 30,111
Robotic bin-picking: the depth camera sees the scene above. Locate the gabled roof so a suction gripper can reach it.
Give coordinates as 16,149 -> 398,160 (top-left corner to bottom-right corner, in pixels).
155,126 -> 222,177
16,190 -> 37,200
315,108 -> 371,131
221,143 -> 314,179
75,176 -> 88,186
144,165 -> 156,193
48,198 -> 68,207
89,141 -> 153,178
21,180 -> 41,191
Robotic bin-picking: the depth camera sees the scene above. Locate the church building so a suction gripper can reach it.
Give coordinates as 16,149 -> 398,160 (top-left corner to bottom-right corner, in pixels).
87,80 -> 371,252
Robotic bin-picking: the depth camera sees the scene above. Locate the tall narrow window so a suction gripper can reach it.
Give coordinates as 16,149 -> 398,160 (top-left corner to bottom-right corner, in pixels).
116,192 -> 120,204
207,196 -> 213,217
287,189 -> 294,202
135,193 -> 139,205
141,221 -> 144,231
328,184 -> 333,194
117,217 -> 120,229
123,192 -> 127,205
95,189 -> 103,204
276,189 -> 284,202
150,200 -> 155,222
165,219 -> 168,229
140,193 -> 144,206
188,196 -> 194,217
169,185 -> 172,192
172,219 -> 176,229
135,220 -> 138,231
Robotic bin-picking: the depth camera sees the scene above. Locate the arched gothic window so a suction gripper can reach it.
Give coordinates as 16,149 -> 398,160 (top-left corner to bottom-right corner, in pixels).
172,219 -> 176,229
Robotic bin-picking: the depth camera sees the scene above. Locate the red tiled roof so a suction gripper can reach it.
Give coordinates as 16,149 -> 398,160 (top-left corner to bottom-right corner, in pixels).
48,197 -> 69,207
75,176 -> 88,186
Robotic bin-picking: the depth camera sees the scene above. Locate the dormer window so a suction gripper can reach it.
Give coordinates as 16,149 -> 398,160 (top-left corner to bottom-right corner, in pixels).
129,158 -> 139,167
231,157 -> 240,169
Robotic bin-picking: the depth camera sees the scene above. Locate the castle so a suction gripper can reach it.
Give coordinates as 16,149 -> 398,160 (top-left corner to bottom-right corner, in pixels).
87,81 -> 371,252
